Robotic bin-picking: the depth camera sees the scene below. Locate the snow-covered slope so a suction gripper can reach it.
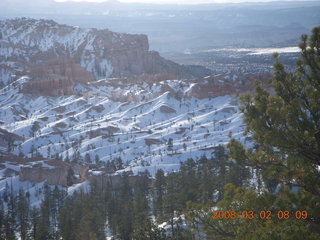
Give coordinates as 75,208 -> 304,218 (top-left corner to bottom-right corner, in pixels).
0,76 -> 248,177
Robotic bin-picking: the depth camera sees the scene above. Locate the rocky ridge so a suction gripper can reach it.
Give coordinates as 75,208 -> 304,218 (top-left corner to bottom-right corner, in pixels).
0,18 -> 194,88
22,58 -> 93,96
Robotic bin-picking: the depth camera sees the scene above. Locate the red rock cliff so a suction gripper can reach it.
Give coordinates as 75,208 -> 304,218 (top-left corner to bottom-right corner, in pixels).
20,160 -> 89,187
22,58 -> 93,96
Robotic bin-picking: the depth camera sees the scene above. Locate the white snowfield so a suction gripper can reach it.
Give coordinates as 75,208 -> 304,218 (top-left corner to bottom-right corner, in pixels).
0,77 -> 248,177
203,47 -> 300,55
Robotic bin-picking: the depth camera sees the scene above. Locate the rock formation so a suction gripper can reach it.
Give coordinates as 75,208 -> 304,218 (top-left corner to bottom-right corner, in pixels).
0,18 -> 195,86
20,160 -> 89,187
22,58 -> 92,96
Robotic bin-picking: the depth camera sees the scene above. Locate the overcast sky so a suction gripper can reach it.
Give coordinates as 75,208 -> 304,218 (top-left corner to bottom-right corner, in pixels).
55,0 -> 309,4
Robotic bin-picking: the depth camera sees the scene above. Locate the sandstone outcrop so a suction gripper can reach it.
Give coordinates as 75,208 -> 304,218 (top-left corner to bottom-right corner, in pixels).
144,138 -> 161,146
20,160 -> 89,187
22,58 -> 92,96
160,105 -> 176,114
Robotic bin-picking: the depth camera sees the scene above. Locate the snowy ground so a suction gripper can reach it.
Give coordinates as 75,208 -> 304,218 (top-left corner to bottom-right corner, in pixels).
0,77 -> 250,177
0,77 -> 249,178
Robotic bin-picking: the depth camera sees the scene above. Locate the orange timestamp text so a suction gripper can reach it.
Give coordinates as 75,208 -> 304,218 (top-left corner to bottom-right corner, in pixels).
211,210 -> 308,220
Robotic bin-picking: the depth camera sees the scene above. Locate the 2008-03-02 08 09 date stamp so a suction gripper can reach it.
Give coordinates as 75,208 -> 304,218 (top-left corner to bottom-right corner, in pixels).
212,210 -> 308,220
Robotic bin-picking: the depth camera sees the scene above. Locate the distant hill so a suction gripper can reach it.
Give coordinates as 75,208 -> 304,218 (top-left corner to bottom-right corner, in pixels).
0,1 -> 319,53
0,18 -> 203,86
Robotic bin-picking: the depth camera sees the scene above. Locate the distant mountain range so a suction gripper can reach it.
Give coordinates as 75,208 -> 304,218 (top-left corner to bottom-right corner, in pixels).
0,0 -> 319,53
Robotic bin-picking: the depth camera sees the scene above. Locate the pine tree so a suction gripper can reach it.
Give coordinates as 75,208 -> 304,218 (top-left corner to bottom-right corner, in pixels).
154,169 -> 166,222
197,155 -> 214,204
29,207 -> 40,240
133,171 -> 150,224
115,157 -> 123,170
3,212 -> 16,240
37,185 -> 52,239
85,153 -> 91,164
178,159 -> 198,205
185,27 -> 320,239
17,190 -> 29,240
58,198 -> 75,240
5,182 -> 17,240
66,168 -> 75,186
94,154 -> 100,165
167,138 -> 173,152
131,217 -> 167,240
164,173 -> 181,237
111,173 -> 134,240
0,201 -> 5,239
228,26 -> 320,224
183,142 -> 187,151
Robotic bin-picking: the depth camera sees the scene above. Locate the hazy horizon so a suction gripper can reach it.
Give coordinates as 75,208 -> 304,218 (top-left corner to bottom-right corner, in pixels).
54,0 -> 314,4
1,0 -> 319,53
